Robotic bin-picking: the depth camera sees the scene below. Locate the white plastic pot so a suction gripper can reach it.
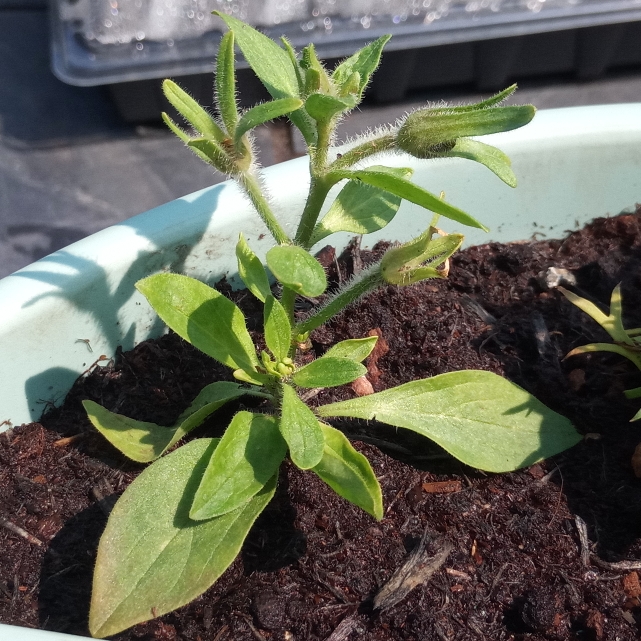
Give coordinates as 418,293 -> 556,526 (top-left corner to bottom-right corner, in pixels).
1,103 -> 641,639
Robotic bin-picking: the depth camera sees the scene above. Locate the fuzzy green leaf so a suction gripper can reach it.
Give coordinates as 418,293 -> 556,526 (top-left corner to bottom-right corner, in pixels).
235,97 -> 303,145
264,295 -> 292,362
292,357 -> 366,388
312,423 -> 383,519
323,337 -> 378,362
190,412 -> 286,520
332,36 -> 391,99
186,137 -> 234,174
215,12 -> 316,145
266,245 -> 327,297
317,371 -> 580,473
310,168 -> 412,245
305,94 -> 356,122
83,382 -> 246,463
236,233 -> 271,303
136,274 -> 259,373
281,36 -> 305,93
280,384 -> 325,469
449,85 -> 517,112
444,138 -> 517,187
162,79 -> 226,142
216,31 -> 239,137
89,438 -> 276,638
331,165 -> 488,231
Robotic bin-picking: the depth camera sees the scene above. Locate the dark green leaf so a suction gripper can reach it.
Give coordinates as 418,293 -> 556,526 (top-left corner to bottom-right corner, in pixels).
136,273 -> 259,373
216,31 -> 239,137
312,423 -> 383,519
266,245 -> 327,297
235,97 -> 303,145
89,439 -> 276,638
449,84 -> 517,112
83,382 -> 246,463
190,412 -> 286,519
317,371 -> 581,473
331,165 -> 488,231
280,384 -> 325,469
323,337 -> 378,362
292,357 -> 366,388
236,233 -> 271,303
264,295 -> 292,362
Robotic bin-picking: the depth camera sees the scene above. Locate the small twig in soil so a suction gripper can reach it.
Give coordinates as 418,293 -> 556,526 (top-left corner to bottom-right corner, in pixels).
0,517 -> 43,547
460,294 -> 496,325
590,556 -> 641,572
53,433 -> 85,448
236,612 -> 267,641
575,515 -> 591,566
373,530 -> 452,611
314,570 -> 349,603
324,615 -> 362,641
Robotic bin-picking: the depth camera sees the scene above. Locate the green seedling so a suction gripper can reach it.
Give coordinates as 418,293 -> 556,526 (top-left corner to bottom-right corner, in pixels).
560,284 -> 641,420
85,15 -> 580,638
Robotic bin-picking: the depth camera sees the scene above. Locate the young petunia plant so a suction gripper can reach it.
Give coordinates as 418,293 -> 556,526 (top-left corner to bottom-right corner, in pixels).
560,284 -> 641,420
84,14 -> 581,638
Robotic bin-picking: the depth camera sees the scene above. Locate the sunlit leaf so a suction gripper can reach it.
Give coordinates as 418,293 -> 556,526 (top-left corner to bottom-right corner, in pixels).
136,274 -> 259,373
280,384 -> 325,469
266,245 -> 327,297
332,36 -> 391,98
235,97 -> 303,145
89,438 -> 276,638
264,295 -> 292,362
323,336 -> 378,362
317,370 -> 580,473
216,31 -> 239,137
292,357 -> 366,388
305,94 -> 356,122
190,412 -> 286,519
312,423 -> 383,519
444,138 -> 517,187
236,233 -> 271,303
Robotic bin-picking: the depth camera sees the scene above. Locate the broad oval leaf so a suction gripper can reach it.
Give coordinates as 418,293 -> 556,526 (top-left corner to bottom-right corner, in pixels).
317,370 -> 581,473
89,438 -> 276,638
292,357 -> 366,388
280,384 -> 325,469
331,165 -> 488,231
323,336 -> 378,362
83,382 -> 246,463
136,273 -> 259,373
444,138 -> 517,187
309,169 -> 412,246
236,233 -> 271,303
266,245 -> 327,297
312,423 -> 383,520
190,412 -> 286,520
305,93 -> 356,122
235,97 -> 303,145
332,35 -> 391,99
264,295 -> 292,362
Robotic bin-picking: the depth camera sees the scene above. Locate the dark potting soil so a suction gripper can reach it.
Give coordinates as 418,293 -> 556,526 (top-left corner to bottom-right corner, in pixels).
2,211 -> 641,641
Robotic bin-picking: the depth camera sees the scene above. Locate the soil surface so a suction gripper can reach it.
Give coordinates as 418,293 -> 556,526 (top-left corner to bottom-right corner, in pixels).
2,211 -> 641,641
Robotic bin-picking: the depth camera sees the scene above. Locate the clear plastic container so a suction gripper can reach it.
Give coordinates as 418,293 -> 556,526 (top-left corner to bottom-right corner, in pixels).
51,0 -> 641,86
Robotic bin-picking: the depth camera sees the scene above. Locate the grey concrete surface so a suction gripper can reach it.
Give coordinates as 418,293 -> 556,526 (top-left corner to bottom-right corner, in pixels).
2,6 -> 641,278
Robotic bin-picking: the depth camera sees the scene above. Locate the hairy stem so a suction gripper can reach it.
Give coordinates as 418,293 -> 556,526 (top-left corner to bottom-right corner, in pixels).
294,175 -> 332,249
329,133 -> 397,171
295,262 -> 384,335
239,172 -> 291,245
280,287 -> 297,325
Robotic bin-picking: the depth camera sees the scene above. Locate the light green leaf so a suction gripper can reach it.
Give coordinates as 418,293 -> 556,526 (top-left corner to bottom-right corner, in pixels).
566,342 -> 641,369
310,167 -> 412,245
330,165 -> 488,231
292,357 -> 366,388
332,36 -> 391,98
312,423 -> 383,520
186,137 -> 235,174
280,384 -> 325,469
305,94 -> 356,122
236,233 -> 271,303
190,412 -> 286,520
449,84 -> 517,112
264,295 -> 292,362
281,36 -> 305,93
323,336 -> 378,362
215,12 -> 316,145
233,368 -> 271,386
83,382 -> 246,463
162,79 -> 226,142
136,273 -> 259,373
235,97 -> 304,145
216,31 -> 239,137
89,438 -> 276,638
317,371 -> 581,473
266,245 -> 327,297
444,138 -> 517,187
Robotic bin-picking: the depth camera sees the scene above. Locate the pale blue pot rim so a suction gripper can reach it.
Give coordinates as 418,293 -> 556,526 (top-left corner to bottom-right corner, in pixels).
1,102 -> 641,640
